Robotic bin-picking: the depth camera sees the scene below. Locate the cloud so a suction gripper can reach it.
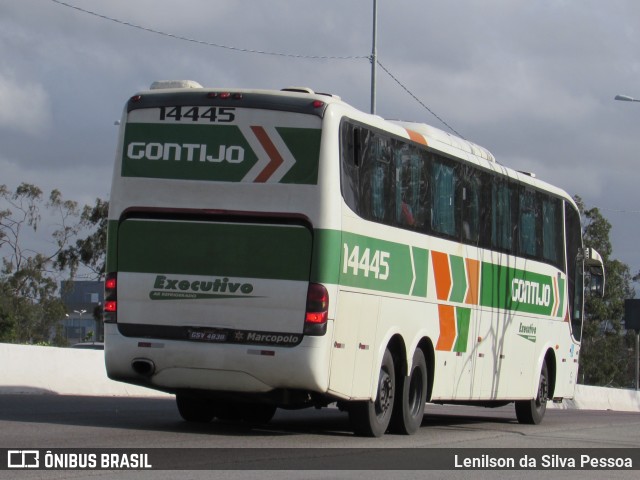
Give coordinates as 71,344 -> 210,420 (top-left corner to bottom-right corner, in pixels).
0,74 -> 52,136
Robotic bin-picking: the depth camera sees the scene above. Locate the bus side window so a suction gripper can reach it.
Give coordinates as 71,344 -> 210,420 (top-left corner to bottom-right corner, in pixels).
519,188 -> 538,257
492,180 -> 513,251
432,159 -> 457,237
460,165 -> 481,244
541,196 -> 563,267
340,122 -> 360,214
394,146 -> 427,230
360,132 -> 391,223
565,204 -> 584,341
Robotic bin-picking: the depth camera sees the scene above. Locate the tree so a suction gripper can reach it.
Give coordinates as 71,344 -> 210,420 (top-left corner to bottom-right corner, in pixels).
56,198 -> 109,279
0,183 -> 83,344
576,196 -> 636,387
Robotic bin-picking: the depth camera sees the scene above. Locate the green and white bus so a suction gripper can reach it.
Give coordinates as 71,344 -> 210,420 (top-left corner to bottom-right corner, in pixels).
104,80 -> 604,436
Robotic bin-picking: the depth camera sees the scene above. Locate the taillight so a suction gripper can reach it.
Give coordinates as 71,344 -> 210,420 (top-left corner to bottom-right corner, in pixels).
304,283 -> 328,336
104,272 -> 117,324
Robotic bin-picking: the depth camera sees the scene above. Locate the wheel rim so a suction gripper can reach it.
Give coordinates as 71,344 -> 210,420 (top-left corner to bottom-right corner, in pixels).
536,373 -> 548,409
375,369 -> 393,417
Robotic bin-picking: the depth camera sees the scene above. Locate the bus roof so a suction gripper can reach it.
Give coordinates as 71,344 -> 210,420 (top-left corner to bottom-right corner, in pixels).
135,80 -> 576,207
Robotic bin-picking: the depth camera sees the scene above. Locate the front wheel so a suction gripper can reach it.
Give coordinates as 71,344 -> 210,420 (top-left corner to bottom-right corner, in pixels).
348,348 -> 396,437
515,361 -> 549,425
390,348 -> 427,434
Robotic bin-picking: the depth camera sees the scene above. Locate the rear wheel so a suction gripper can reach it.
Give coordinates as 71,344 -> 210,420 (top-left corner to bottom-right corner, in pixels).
176,394 -> 215,423
348,348 -> 396,437
515,361 -> 549,425
390,349 -> 427,434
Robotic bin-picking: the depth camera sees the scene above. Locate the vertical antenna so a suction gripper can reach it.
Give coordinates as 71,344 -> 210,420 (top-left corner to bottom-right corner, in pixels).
370,0 -> 378,114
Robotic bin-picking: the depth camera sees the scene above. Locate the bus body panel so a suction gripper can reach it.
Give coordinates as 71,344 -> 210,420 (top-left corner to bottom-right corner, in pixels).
104,322 -> 333,393
115,217 -> 312,336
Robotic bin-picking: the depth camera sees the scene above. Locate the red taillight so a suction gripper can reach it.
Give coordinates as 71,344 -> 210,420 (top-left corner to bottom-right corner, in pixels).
312,100 -> 325,109
219,92 -> 231,99
104,273 -> 117,323
304,283 -> 328,335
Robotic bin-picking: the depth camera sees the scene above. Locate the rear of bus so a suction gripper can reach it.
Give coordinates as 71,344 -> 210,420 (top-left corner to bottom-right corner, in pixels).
104,82 -> 338,410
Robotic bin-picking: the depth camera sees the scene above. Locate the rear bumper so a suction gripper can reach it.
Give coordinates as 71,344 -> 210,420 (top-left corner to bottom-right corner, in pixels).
104,323 -> 332,395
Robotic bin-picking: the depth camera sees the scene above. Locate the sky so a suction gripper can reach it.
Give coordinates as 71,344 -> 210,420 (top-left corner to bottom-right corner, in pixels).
2,0 -> 640,279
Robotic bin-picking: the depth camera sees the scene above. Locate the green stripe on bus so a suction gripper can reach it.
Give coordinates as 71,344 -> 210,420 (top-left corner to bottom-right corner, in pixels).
310,229 -> 342,284
454,307 -> 471,353
480,262 -> 557,316
449,255 -> 467,303
340,231 -> 428,297
276,127 -> 321,184
557,277 -> 565,318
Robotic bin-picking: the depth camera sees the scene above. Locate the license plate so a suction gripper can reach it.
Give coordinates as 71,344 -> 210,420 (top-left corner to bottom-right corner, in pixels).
188,329 -> 228,342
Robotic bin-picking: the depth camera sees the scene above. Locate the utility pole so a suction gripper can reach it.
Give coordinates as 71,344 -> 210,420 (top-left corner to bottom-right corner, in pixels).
370,0 -> 378,114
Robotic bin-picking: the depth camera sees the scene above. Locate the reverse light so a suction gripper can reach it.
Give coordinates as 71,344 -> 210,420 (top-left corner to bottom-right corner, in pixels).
304,283 -> 328,336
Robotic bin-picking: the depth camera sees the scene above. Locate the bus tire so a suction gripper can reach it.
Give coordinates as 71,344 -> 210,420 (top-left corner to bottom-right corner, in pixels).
176,394 -> 215,423
515,360 -> 549,425
348,348 -> 396,437
390,348 -> 427,434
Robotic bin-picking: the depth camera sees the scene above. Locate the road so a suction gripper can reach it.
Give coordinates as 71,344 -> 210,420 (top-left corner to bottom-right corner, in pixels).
1,394 -> 638,479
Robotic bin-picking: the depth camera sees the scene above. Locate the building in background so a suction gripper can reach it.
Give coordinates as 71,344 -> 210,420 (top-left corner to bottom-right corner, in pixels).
60,281 -> 103,344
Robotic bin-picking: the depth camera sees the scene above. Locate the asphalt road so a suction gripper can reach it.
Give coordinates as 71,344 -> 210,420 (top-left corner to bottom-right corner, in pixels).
1,394 -> 638,479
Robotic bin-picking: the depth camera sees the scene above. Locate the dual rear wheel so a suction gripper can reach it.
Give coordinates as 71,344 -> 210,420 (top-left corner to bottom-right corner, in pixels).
348,348 -> 428,437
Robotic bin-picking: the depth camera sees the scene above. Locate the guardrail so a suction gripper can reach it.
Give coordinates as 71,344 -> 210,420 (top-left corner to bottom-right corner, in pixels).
1,343 -> 639,411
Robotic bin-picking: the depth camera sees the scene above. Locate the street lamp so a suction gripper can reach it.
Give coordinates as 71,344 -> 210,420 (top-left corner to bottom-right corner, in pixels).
614,94 -> 640,102
615,99 -> 640,390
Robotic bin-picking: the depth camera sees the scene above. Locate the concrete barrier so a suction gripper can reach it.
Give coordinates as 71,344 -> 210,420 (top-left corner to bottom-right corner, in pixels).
1,344 -> 639,411
0,343 -> 168,397
552,384 -> 640,412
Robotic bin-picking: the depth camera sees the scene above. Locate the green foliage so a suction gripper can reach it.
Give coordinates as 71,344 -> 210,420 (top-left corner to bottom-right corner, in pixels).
56,198 -> 108,278
575,196 -> 636,387
0,182 -> 106,345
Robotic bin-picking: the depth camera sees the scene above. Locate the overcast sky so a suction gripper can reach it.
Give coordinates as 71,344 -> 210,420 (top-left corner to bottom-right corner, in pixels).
2,0 -> 640,278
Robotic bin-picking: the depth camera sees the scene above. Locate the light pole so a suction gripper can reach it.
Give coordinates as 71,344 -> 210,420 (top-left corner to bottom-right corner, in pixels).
370,0 -> 378,115
615,94 -> 640,103
616,97 -> 640,390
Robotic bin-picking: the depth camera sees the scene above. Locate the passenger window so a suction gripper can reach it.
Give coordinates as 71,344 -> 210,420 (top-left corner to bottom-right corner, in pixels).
432,161 -> 457,236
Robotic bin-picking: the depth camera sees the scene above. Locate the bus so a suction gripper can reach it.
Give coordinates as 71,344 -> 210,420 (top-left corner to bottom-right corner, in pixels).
104,80 -> 604,436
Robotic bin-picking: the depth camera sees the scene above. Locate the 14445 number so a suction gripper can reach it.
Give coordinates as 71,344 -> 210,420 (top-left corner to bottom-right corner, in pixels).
343,244 -> 390,280
158,106 -> 235,123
